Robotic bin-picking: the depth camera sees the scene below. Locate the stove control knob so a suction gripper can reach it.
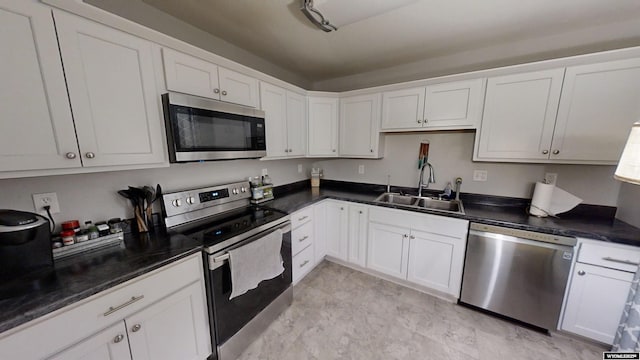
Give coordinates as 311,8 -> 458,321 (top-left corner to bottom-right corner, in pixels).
241,187 -> 247,193
172,199 -> 182,207
186,196 -> 196,205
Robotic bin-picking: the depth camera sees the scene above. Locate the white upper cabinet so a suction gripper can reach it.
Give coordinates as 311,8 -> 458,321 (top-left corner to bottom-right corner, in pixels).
475,69 -> 565,161
551,58 -> 640,163
381,79 -> 485,131
307,96 -> 339,157
0,1 -> 80,172
55,10 -> 166,168
162,48 -> 258,108
259,82 -> 306,158
340,93 -> 384,158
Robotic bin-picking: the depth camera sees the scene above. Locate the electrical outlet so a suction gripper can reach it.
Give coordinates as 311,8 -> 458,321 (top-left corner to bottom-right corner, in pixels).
261,168 -> 268,176
473,170 -> 488,182
545,173 -> 558,185
33,192 -> 60,214
297,164 -> 303,173
358,164 -> 365,174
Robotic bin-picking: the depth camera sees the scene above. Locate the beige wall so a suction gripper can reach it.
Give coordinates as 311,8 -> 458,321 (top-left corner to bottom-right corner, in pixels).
0,159 -> 313,230
312,132 -> 621,206
85,0 -> 311,89
616,183 -> 640,227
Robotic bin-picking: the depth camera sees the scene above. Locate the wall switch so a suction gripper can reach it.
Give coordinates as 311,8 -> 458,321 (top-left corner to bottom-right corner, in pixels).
261,168 -> 268,176
297,164 -> 303,173
33,192 -> 60,214
358,164 -> 365,174
473,170 -> 488,182
545,173 -> 558,185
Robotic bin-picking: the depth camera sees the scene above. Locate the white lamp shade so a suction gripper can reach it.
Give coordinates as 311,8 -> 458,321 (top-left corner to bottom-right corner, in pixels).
615,122 -> 640,185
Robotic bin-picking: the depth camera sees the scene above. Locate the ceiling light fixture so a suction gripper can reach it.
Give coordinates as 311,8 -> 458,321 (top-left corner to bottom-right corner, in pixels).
615,122 -> 640,185
300,0 -> 419,32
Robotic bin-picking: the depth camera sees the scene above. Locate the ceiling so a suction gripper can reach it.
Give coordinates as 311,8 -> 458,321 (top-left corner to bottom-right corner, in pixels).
141,0 -> 640,88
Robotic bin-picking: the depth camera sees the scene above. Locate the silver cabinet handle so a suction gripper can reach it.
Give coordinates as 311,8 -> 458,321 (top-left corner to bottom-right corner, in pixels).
370,149 -> 373,153
542,150 -> 549,155
213,88 -> 220,94
552,150 -> 560,155
359,210 -> 363,214
417,119 -> 422,123
403,234 -> 408,238
131,324 -> 142,332
424,118 -> 428,123
340,207 -> 344,210
409,235 -> 415,239
85,152 -> 95,159
65,152 -> 76,159
289,149 -> 293,152
113,334 -> 125,343
104,295 -> 144,316
298,235 -> 309,242
332,149 -> 336,152
602,257 -> 640,266
577,270 -> 586,276
299,260 -> 309,268
221,90 -> 228,96
298,215 -> 309,221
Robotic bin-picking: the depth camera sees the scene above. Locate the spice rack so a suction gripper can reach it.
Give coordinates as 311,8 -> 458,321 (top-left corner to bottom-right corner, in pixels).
53,232 -> 124,260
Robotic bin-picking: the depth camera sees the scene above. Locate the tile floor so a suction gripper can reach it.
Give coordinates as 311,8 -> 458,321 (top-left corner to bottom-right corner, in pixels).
237,261 -> 607,360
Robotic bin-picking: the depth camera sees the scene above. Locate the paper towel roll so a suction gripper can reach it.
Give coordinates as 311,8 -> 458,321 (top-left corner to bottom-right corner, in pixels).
530,182 -> 554,217
529,182 -> 583,217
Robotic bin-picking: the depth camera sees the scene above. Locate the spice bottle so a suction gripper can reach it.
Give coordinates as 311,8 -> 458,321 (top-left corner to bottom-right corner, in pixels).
85,221 -> 99,240
61,230 -> 75,246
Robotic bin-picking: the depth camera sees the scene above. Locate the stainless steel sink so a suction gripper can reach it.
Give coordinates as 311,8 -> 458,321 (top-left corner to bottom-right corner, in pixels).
373,193 -> 464,214
414,198 -> 464,213
374,193 -> 416,206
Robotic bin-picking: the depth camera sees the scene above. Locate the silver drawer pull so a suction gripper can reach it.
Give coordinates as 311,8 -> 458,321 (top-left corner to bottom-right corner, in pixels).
104,295 -> 144,316
298,235 -> 309,242
131,324 -> 142,332
577,270 -> 586,276
602,257 -> 640,266
298,215 -> 309,222
299,260 -> 310,268
113,334 -> 125,343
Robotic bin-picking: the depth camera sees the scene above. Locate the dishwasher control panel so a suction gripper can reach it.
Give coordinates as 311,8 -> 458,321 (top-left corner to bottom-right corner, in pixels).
470,223 -> 577,246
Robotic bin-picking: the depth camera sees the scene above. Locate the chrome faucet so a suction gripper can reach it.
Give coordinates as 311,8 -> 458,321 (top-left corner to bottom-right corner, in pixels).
417,162 -> 435,197
455,177 -> 462,201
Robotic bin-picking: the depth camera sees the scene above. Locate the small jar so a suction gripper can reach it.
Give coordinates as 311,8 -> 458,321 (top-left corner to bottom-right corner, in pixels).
61,230 -> 75,246
108,218 -> 123,234
62,220 -> 80,234
96,222 -> 110,237
75,231 -> 89,243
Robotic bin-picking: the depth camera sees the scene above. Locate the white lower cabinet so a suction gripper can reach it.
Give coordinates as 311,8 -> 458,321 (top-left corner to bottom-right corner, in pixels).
561,240 -> 640,344
367,207 -> 469,298
291,206 -> 316,284
0,254 -> 211,360
347,205 -> 368,267
324,201 -> 349,261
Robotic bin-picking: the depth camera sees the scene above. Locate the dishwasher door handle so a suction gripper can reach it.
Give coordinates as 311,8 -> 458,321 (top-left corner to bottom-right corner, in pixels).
602,257 -> 640,267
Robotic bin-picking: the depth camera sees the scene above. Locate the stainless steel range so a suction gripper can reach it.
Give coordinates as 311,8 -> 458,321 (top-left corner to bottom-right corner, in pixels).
162,181 -> 292,360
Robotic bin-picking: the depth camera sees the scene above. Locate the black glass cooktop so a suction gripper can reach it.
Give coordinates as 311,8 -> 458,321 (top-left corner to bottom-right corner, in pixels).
172,206 -> 288,251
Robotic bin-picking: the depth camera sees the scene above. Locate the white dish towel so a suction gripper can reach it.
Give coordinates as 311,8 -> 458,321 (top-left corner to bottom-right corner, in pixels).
228,229 -> 284,300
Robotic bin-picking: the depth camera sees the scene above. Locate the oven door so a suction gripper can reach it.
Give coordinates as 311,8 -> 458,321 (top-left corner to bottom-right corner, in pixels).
205,221 -> 292,353
163,93 -> 266,162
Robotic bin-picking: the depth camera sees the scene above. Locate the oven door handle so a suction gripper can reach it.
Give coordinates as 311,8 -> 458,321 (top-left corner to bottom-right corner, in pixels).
208,221 -> 291,270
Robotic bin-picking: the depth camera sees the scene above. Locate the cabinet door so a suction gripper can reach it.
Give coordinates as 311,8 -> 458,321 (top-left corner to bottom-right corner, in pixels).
162,48 -> 220,100
308,97 -> 339,156
340,94 -> 381,157
407,230 -> 465,297
551,58 -> 640,163
218,67 -> 259,108
367,222 -> 409,279
313,202 -> 327,265
260,82 -> 288,157
286,91 -> 307,156
126,281 -> 211,360
476,69 -> 564,161
424,79 -> 485,129
325,201 -> 348,260
55,11 -> 166,167
0,1 -> 80,172
348,204 -> 368,267
48,322 -> 132,360
562,262 -> 633,344
381,87 -> 425,130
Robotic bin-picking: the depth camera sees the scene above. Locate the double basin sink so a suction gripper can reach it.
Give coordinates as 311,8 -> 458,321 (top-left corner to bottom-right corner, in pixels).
373,193 -> 465,215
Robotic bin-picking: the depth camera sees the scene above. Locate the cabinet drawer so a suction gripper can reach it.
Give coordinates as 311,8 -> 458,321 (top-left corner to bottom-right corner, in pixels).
291,207 -> 313,228
292,221 -> 314,256
578,241 -> 640,272
293,245 -> 314,284
0,254 -> 203,360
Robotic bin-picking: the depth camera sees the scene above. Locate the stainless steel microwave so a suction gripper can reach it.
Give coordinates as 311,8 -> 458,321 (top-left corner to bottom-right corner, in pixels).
162,92 -> 266,162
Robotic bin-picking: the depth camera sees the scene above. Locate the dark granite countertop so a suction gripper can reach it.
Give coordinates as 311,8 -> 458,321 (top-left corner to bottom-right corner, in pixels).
0,230 -> 202,334
269,180 -> 640,246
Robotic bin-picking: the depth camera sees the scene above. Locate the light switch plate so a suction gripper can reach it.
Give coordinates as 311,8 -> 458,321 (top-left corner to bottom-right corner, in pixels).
297,164 -> 303,173
261,168 -> 268,176
473,170 -> 488,182
545,173 -> 558,185
358,165 -> 365,174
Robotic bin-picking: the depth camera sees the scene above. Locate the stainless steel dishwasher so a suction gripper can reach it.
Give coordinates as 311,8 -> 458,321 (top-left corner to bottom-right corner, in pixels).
460,223 -> 577,331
